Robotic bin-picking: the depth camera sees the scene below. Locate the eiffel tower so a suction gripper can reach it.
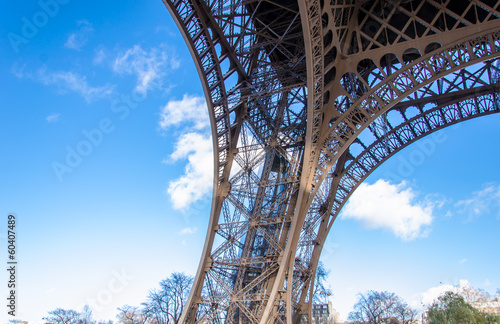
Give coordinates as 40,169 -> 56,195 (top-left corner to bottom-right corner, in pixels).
162,0 -> 500,323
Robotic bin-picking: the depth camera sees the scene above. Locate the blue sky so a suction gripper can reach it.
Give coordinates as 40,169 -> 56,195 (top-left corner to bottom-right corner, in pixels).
1,0 -> 499,322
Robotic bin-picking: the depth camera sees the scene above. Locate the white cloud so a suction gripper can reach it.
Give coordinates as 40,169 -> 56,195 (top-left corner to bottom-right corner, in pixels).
455,184 -> 500,220
113,45 -> 176,94
459,258 -> 467,265
170,55 -> 181,70
419,280 -> 476,306
179,227 -> 198,235
167,132 -> 213,210
159,94 -> 209,130
160,95 -> 212,210
65,20 -> 93,51
341,179 -> 433,241
46,113 -> 61,123
13,64 -> 114,102
12,63 -> 32,79
37,67 -> 114,103
93,48 -> 106,65
420,283 -> 455,306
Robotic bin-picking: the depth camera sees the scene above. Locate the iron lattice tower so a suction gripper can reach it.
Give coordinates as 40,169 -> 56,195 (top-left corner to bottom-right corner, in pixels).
163,0 -> 500,323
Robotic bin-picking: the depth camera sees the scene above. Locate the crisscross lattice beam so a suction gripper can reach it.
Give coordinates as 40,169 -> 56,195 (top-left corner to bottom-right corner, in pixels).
163,0 -> 500,323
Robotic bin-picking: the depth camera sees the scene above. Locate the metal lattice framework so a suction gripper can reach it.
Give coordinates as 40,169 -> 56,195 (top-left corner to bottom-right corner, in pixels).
162,0 -> 500,323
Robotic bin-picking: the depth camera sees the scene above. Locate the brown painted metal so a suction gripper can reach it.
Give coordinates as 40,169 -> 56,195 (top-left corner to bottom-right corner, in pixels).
162,0 -> 500,322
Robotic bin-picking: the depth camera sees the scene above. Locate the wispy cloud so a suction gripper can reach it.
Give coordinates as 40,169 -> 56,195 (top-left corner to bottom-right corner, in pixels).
459,258 -> 467,265
159,94 -> 209,130
37,67 -> 115,103
12,63 -> 32,79
179,227 -> 198,235
167,132 -> 213,210
342,179 -> 433,241
113,45 -> 177,94
65,20 -> 93,51
93,48 -> 106,65
170,55 -> 181,70
455,184 -> 500,220
46,113 -> 61,123
13,64 -> 114,103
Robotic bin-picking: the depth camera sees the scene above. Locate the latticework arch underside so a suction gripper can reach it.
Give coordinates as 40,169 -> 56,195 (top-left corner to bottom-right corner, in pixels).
162,0 -> 500,323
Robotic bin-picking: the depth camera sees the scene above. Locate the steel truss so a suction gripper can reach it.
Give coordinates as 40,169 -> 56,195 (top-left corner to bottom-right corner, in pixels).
162,0 -> 500,323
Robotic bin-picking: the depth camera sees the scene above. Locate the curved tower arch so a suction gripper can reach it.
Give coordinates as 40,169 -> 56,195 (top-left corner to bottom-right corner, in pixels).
289,58 -> 500,321
162,1 -> 500,323
300,61 -> 500,314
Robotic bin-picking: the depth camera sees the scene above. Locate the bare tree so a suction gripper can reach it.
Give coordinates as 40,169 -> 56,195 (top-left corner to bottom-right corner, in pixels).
43,307 -> 96,324
142,272 -> 194,324
116,305 -> 150,324
348,291 -> 417,324
394,300 -> 418,324
81,305 -> 95,324
313,262 -> 333,303
143,289 -> 170,324
457,282 -> 491,302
